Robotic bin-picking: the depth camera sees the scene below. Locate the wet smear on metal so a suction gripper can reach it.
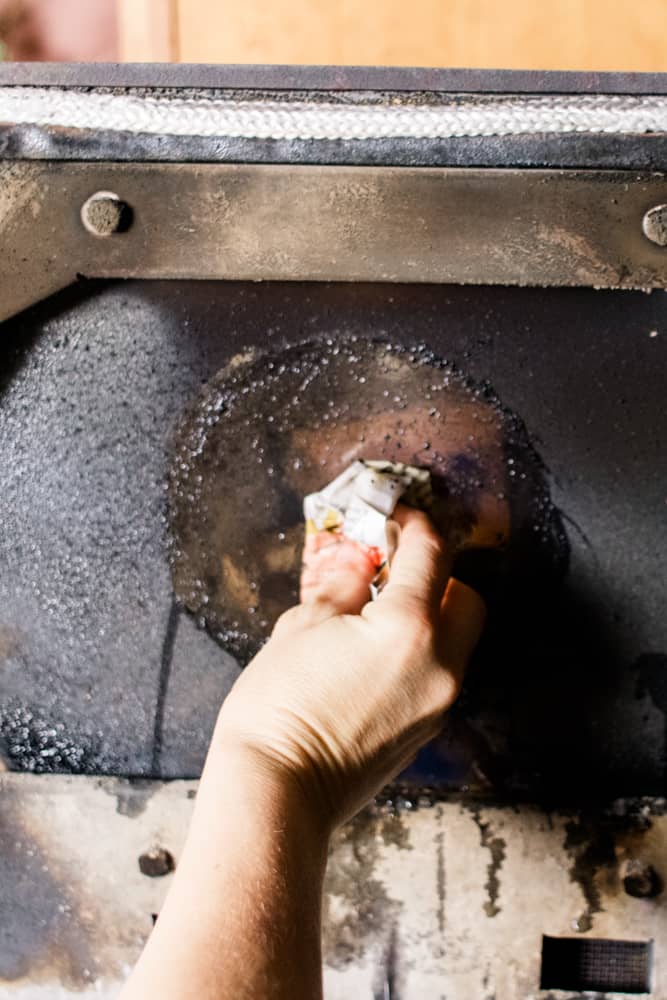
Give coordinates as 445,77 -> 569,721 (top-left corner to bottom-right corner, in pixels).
469,808 -> 506,918
168,337 -> 568,663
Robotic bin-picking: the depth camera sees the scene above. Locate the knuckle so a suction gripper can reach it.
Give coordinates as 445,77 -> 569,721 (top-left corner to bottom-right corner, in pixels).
423,531 -> 446,562
383,625 -> 438,681
434,669 -> 460,709
415,672 -> 459,733
388,589 -> 435,630
273,604 -> 305,635
385,609 -> 434,654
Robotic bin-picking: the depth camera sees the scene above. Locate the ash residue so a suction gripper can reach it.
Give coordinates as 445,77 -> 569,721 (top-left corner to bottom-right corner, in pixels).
0,703 -> 117,774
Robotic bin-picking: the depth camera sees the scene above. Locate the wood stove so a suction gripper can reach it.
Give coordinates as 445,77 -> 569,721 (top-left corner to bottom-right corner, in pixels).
0,63 -> 665,999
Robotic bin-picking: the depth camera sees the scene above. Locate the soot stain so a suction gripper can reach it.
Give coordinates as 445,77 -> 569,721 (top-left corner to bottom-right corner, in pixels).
435,826 -> 446,935
323,809 -> 402,969
635,653 -> 667,782
107,778 -> 156,818
380,812 -> 412,851
469,808 -> 506,918
561,812 -> 643,933
635,654 -> 667,714
482,966 -> 497,1000
0,784 -> 99,988
372,922 -> 400,1000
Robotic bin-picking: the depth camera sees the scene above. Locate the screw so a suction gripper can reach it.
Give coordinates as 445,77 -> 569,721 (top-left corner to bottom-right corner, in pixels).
621,859 -> 663,899
642,204 -> 667,247
81,191 -> 133,237
138,847 -> 175,878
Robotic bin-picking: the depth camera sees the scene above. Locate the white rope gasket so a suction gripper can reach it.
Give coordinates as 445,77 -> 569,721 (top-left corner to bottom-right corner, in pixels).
1,87 -> 667,140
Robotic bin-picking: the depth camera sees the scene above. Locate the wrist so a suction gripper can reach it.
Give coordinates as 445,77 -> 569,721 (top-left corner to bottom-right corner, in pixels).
132,712 -> 329,1000
207,718 -> 334,846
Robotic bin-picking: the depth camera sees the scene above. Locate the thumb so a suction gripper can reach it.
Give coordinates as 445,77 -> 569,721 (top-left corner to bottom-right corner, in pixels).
377,505 -> 452,616
437,578 -> 486,685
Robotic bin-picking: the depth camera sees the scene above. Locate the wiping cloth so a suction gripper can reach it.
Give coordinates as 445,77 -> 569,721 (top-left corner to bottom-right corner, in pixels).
302,460 -> 432,597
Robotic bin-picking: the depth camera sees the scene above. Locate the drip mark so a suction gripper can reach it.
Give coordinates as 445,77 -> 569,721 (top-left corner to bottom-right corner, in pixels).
151,598 -> 180,776
436,828 -> 445,934
470,808 -> 506,918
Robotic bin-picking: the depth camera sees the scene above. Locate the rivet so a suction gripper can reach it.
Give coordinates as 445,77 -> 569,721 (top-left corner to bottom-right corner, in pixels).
138,847 -> 175,878
642,204 -> 667,247
81,191 -> 133,237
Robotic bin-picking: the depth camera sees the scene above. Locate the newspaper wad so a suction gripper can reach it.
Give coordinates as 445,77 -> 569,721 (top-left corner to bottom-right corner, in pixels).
302,460 -> 432,599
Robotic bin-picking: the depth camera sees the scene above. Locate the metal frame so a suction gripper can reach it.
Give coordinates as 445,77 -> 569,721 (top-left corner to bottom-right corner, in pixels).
3,161 -> 667,322
3,62 -> 667,93
1,63 -> 667,317
2,65 -> 667,321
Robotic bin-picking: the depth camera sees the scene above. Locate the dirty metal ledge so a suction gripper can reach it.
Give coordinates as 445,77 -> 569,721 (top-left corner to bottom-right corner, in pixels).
0,772 -> 666,999
2,162 -> 667,322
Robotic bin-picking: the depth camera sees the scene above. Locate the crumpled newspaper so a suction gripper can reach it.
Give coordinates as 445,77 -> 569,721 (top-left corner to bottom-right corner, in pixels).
302,460 -> 432,598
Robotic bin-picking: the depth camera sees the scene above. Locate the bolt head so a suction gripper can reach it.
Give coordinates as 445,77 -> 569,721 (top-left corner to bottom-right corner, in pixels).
138,847 -> 175,878
81,191 -> 132,237
621,859 -> 663,899
642,204 -> 667,247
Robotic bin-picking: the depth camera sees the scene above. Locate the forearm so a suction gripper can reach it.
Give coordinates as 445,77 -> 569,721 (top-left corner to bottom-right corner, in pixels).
120,508 -> 484,998
120,735 -> 330,1000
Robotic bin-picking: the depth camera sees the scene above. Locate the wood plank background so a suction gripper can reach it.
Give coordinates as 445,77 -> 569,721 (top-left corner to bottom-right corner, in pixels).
118,0 -> 667,71
177,0 -> 667,71
118,0 -> 179,62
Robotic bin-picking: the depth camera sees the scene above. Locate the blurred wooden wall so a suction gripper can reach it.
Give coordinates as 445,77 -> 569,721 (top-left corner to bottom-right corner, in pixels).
118,0 -> 667,71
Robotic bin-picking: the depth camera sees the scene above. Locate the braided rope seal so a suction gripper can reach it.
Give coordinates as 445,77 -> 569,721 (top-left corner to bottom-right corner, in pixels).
1,87 -> 667,139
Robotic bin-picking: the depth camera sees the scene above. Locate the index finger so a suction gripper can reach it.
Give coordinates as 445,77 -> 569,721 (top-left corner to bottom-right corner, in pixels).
377,505 -> 452,613
298,531 -> 377,623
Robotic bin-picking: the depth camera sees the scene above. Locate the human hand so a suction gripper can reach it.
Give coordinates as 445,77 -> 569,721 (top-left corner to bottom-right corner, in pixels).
122,508 -> 485,1000
215,506 -> 485,831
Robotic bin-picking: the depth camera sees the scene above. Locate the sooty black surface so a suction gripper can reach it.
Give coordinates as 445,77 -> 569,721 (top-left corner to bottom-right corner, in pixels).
0,279 -> 665,798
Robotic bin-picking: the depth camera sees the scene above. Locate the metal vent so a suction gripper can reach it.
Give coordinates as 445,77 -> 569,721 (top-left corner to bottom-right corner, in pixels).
540,936 -> 653,994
